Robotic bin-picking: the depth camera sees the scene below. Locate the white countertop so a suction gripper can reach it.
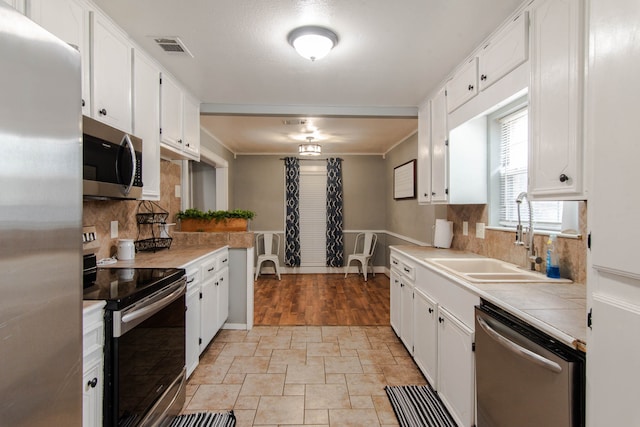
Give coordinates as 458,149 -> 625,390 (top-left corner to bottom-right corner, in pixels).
391,245 -> 587,352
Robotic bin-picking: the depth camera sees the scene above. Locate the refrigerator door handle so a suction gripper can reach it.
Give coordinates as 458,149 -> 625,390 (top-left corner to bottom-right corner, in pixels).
476,315 -> 562,373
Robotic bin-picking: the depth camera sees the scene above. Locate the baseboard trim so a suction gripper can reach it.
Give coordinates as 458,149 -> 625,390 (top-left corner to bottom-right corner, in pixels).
256,265 -> 387,276
222,323 -> 248,330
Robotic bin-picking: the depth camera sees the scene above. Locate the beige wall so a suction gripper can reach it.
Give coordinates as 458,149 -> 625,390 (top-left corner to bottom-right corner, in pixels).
384,132 -> 447,264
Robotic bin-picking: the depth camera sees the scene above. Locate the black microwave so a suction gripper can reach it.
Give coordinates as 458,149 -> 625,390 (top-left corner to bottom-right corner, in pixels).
82,116 -> 143,200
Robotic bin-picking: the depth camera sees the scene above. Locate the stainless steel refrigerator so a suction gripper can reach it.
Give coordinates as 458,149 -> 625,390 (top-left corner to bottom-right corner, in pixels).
0,3 -> 83,426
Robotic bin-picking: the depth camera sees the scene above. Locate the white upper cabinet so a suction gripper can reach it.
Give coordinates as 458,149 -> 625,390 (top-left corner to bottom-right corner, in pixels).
132,50 -> 161,200
91,12 -> 132,133
160,73 -> 183,149
29,0 -> 90,116
430,87 -> 448,203
528,0 -> 585,200
446,58 -> 479,113
478,12 -> 529,91
160,73 -> 200,161
182,93 -> 201,159
417,101 -> 432,204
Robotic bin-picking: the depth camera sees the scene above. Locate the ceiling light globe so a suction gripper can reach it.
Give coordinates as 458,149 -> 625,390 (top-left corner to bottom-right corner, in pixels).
288,26 -> 338,61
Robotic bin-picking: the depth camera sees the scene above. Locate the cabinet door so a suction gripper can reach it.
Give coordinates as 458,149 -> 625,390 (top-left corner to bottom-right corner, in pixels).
588,0 -> 640,276
588,294 -> 640,427
216,267 -> 229,330
182,93 -> 201,159
400,281 -> 414,353
446,58 -> 478,113
82,358 -> 102,427
2,0 -> 25,13
200,278 -> 218,354
413,290 -> 438,388
390,269 -> 401,335
478,12 -> 528,91
417,101 -> 432,204
160,73 -> 184,149
430,87 -> 448,203
91,12 -> 132,132
186,285 -> 201,378
529,0 -> 584,199
437,307 -> 475,427
133,50 -> 161,200
29,0 -> 90,116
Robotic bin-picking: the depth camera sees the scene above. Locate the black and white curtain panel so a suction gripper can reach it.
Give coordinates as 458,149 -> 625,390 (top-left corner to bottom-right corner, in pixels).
326,158 -> 344,267
284,157 -> 301,267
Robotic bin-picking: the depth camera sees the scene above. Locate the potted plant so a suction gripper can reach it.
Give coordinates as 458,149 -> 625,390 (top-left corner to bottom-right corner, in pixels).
176,209 -> 256,232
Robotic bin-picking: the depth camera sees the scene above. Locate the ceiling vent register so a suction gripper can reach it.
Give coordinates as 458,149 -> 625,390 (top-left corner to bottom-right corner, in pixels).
153,37 -> 194,57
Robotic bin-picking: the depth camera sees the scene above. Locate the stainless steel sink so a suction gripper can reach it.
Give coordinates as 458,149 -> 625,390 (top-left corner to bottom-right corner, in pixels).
425,257 -> 572,283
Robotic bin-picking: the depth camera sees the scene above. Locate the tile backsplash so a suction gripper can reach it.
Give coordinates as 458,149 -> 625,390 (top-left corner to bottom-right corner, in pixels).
447,202 -> 588,284
83,160 -> 182,259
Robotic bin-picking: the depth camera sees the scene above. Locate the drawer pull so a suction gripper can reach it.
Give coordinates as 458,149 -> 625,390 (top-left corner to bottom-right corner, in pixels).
87,378 -> 98,388
207,267 -> 215,272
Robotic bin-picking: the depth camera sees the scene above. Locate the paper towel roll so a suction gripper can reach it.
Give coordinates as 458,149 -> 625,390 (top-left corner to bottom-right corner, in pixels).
433,219 -> 453,249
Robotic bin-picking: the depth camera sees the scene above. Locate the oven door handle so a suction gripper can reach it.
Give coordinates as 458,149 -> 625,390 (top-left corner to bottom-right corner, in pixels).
121,280 -> 186,325
476,315 -> 562,373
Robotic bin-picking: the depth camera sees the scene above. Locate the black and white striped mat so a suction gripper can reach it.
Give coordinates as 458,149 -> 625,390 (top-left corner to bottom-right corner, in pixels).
385,385 -> 457,427
168,411 -> 236,427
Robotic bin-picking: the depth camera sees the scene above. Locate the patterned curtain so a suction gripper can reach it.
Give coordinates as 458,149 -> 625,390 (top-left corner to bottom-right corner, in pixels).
326,158 -> 344,267
284,157 -> 301,267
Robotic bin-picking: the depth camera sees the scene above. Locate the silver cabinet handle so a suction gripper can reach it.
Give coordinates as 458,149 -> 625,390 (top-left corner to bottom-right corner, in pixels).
476,316 -> 562,373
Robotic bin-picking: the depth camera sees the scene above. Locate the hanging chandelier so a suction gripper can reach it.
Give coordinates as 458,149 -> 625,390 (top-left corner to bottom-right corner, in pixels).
299,136 -> 322,156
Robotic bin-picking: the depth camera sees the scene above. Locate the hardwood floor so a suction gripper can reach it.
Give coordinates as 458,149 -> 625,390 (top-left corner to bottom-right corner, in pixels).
254,273 -> 390,326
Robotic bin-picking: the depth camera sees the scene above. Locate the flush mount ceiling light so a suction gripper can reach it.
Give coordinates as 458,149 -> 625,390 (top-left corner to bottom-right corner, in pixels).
299,137 -> 322,156
288,26 -> 338,61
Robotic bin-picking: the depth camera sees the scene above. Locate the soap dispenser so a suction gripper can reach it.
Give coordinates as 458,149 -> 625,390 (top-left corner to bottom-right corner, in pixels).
546,234 -> 560,278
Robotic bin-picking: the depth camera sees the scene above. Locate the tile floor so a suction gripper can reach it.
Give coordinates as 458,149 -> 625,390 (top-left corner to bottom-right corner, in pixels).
183,326 -> 428,426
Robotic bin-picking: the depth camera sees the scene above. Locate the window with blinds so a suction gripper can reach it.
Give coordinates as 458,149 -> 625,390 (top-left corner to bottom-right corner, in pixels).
298,166 -> 327,266
498,108 -> 563,230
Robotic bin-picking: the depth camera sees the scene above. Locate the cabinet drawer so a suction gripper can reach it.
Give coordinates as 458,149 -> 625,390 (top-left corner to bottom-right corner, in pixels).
82,321 -> 103,357
185,266 -> 200,290
218,251 -> 229,269
400,262 -> 416,282
390,255 -> 402,272
201,257 -> 218,281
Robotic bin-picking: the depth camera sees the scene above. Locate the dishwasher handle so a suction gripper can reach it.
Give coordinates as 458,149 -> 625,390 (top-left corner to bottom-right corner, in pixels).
476,315 -> 562,374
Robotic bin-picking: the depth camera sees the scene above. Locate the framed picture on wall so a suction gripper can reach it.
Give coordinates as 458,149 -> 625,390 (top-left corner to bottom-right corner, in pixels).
393,159 -> 416,200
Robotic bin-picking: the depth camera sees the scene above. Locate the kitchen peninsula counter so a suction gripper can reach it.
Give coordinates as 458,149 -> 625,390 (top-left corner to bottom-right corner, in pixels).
392,245 -> 587,352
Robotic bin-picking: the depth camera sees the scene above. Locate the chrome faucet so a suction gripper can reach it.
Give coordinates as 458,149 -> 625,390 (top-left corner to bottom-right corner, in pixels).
515,192 -> 541,271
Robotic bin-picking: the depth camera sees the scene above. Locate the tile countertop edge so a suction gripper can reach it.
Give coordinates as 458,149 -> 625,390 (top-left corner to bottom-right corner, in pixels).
390,245 -> 587,352
107,245 -> 230,269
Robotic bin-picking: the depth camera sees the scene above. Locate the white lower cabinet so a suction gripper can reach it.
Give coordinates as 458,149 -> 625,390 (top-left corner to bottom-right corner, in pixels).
391,252 -> 417,352
393,248 -> 479,427
82,301 -> 105,427
185,266 -> 201,378
182,247 -> 229,377
390,270 -> 401,335
437,306 -> 475,427
413,289 -> 438,388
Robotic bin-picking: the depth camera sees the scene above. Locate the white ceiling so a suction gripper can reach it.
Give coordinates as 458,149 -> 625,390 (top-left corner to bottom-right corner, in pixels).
92,0 -> 524,155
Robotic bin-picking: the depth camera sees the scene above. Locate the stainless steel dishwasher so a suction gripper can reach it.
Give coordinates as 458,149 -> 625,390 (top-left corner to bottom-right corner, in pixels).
475,301 -> 585,427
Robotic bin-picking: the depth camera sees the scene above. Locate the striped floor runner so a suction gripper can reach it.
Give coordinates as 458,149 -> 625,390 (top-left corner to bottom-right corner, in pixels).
385,385 -> 457,427
168,411 -> 236,427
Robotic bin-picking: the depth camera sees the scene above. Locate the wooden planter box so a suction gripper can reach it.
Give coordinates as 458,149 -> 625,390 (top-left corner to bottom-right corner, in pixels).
179,218 -> 248,232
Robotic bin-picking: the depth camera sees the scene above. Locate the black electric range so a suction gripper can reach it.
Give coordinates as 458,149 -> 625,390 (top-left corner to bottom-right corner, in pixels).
83,267 -> 186,310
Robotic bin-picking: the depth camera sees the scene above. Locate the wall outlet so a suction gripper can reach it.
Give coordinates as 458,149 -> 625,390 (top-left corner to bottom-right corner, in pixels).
476,222 -> 485,239
463,221 -> 469,236
110,221 -> 118,239
175,185 -> 181,198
